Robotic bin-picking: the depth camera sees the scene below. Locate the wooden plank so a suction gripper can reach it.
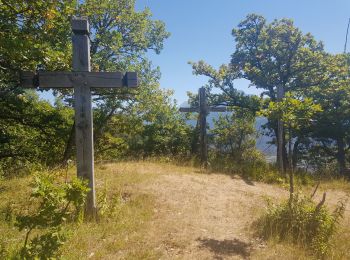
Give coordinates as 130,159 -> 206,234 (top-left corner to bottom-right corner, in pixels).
38,72 -> 124,89
124,72 -> 138,88
71,17 -> 89,34
209,107 -> 228,112
89,72 -> 124,88
38,72 -> 74,88
20,71 -> 38,88
179,107 -> 199,113
72,17 -> 96,216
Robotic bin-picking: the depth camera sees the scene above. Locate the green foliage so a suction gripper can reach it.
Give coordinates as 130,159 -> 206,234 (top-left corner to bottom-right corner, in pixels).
211,108 -> 257,158
20,229 -> 66,260
258,194 -> 346,257
231,14 -> 325,97
97,181 -> 123,219
0,91 -> 74,177
260,93 -> 322,131
0,0 -> 75,83
0,0 -> 187,172
189,61 -> 261,112
15,174 -> 89,259
96,88 -> 192,159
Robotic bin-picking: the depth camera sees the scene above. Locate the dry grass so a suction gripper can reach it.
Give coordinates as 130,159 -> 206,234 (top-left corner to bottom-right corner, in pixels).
0,161 -> 349,259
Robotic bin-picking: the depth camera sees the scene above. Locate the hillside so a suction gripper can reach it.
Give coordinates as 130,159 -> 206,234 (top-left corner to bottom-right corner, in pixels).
1,162 -> 349,259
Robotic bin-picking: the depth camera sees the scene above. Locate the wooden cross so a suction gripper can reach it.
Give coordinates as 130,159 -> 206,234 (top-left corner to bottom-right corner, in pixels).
20,17 -> 138,215
179,87 -> 227,167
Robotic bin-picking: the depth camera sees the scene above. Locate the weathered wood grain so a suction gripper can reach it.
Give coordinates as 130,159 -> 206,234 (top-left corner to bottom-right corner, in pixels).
179,107 -> 199,113
20,71 -> 136,89
19,17 -> 139,216
72,18 -> 96,216
209,107 -> 228,112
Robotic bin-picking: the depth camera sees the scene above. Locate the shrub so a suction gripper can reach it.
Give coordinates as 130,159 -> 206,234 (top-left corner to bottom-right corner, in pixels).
15,173 -> 89,259
258,193 -> 346,257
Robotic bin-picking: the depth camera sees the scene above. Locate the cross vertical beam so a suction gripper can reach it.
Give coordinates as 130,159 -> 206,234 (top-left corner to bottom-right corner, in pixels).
72,18 -> 96,215
19,17 -> 139,217
179,87 -> 228,168
199,87 -> 208,168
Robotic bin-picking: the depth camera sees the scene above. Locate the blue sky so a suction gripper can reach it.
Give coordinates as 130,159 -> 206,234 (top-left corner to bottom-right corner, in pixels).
135,0 -> 350,104
40,0 -> 350,105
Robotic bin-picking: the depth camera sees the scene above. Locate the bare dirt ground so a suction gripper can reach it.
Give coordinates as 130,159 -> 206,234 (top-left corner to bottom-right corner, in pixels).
134,168 -> 350,260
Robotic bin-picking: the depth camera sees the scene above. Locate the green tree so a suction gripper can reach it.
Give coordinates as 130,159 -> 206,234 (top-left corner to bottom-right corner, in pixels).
62,0 -> 171,161
306,54 -> 350,175
1,0 -> 190,171
261,93 -> 322,196
211,108 -> 257,159
230,14 -> 326,170
95,87 -> 191,159
0,1 -> 76,174
0,91 -> 73,176
189,61 -> 261,111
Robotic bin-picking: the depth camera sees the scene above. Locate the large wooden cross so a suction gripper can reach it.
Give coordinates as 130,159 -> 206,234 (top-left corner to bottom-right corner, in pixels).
179,87 -> 227,167
20,17 -> 138,215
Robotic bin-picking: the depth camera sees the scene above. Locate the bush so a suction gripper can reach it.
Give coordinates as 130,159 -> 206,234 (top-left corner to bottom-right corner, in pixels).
209,150 -> 284,184
258,193 -> 346,257
15,173 -> 89,259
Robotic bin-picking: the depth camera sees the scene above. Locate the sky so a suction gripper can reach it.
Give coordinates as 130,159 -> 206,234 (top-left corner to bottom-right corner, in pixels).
134,0 -> 350,104
39,0 -> 350,105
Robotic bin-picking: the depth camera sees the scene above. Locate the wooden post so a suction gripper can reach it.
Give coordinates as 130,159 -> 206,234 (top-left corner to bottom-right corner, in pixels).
199,87 -> 208,168
72,18 -> 96,216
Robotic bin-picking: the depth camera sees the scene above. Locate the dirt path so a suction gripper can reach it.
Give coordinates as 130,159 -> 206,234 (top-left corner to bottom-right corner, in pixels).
134,168 -> 350,260
138,172 -> 288,259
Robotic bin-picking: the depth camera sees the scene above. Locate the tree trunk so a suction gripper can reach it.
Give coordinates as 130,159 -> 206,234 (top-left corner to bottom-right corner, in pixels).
274,125 -> 288,173
292,138 -> 300,170
288,126 -> 294,200
336,137 -> 346,175
288,126 -> 293,172
283,130 -> 289,172
277,85 -> 285,174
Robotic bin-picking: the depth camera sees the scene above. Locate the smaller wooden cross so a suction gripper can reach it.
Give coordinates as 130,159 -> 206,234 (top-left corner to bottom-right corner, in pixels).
20,17 -> 138,215
179,87 -> 227,167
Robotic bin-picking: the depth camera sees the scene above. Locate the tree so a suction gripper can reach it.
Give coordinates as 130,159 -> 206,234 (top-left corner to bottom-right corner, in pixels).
211,108 -> 257,159
230,14 -> 326,171
306,54 -> 350,175
61,0 -> 171,162
0,0 -> 75,85
261,93 -> 322,197
189,61 -> 261,111
0,91 -> 73,176
95,87 -> 192,159
1,0 -> 188,171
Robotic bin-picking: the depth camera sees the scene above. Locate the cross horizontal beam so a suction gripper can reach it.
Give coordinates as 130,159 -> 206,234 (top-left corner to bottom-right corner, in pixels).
20,71 -> 138,89
179,106 -> 228,113
209,107 -> 228,112
179,107 -> 199,113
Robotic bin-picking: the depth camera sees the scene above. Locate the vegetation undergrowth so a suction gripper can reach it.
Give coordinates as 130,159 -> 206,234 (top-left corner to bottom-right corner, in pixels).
1,172 -> 89,259
0,163 -> 159,259
257,192 -> 347,257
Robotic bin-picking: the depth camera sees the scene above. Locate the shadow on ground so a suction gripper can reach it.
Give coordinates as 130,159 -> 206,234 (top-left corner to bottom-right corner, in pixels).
197,237 -> 252,259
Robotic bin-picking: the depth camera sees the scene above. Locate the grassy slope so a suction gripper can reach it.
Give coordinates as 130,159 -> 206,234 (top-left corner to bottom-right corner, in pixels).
0,161 -> 349,259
